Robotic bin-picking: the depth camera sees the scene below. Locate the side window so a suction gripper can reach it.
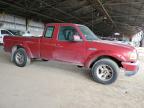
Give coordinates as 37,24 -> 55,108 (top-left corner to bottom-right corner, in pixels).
45,26 -> 54,38
1,30 -> 11,35
58,26 -> 80,41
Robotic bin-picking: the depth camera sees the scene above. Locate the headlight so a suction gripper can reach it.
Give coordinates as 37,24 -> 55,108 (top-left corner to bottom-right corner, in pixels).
129,50 -> 138,60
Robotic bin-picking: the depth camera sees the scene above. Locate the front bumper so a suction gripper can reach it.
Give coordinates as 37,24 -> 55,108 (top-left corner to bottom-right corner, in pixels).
122,61 -> 139,76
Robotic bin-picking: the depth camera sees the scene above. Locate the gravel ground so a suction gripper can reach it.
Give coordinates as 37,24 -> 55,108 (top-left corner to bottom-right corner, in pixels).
0,46 -> 144,108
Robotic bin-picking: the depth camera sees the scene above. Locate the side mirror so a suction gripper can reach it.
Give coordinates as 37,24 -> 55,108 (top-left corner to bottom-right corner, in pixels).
73,35 -> 82,42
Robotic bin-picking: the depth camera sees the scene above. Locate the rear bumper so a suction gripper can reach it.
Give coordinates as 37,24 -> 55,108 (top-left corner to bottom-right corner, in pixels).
122,61 -> 139,76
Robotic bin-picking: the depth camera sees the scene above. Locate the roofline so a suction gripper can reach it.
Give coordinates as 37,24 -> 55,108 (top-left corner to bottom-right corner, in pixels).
45,23 -> 84,26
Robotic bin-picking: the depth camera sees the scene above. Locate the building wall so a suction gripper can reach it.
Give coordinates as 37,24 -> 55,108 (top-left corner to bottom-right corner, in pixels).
131,31 -> 143,47
0,13 -> 44,36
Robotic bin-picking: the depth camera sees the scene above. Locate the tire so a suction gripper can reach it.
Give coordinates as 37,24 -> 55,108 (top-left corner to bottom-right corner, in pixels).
13,48 -> 30,67
91,58 -> 119,85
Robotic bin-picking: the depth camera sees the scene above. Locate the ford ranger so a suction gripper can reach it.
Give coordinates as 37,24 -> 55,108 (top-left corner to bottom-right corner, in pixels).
3,23 -> 139,84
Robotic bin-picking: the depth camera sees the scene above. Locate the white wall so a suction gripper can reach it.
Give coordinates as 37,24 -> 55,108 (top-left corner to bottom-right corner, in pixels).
0,14 -> 44,36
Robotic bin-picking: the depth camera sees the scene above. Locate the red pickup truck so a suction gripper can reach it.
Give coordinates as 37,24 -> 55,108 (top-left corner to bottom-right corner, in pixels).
3,23 -> 139,84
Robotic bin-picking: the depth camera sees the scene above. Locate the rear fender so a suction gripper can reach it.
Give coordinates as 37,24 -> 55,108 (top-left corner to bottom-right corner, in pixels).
11,44 -> 33,61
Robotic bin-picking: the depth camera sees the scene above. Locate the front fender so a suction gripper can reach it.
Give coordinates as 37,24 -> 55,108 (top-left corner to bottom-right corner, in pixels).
84,50 -> 127,68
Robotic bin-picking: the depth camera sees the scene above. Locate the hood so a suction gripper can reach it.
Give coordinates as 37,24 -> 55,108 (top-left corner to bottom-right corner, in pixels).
92,40 -> 134,51
87,40 -> 137,62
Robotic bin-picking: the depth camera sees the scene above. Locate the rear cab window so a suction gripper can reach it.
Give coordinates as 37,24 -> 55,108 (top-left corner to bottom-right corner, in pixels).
44,26 -> 54,38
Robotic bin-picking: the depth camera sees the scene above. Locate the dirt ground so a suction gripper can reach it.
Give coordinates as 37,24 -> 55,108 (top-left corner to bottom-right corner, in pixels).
0,46 -> 144,108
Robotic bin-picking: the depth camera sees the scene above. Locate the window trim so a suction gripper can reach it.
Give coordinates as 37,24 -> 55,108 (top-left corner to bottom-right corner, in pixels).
44,26 -> 55,38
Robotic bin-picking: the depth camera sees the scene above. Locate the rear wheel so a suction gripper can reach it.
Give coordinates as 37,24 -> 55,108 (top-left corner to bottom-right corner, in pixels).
13,48 -> 30,67
91,58 -> 119,84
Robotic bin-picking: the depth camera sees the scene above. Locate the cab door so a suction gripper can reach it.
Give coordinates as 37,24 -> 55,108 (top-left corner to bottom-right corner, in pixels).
54,25 -> 86,65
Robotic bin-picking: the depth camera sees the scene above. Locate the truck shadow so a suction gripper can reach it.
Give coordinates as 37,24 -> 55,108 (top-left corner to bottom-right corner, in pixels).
32,60 -> 92,81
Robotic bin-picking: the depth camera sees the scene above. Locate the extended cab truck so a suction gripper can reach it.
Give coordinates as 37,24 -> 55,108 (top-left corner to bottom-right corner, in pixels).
3,23 -> 139,84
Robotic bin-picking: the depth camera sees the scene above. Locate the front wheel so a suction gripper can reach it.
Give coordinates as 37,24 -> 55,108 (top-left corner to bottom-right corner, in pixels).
13,48 -> 30,67
91,58 -> 119,85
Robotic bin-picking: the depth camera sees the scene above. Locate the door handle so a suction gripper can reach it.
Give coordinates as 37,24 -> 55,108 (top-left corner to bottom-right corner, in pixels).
56,44 -> 63,48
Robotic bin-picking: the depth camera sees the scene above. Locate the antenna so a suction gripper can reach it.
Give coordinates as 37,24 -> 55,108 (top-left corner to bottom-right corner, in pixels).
92,7 -> 94,31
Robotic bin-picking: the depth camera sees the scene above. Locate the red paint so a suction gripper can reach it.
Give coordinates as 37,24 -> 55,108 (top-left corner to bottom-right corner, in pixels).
3,23 -> 139,75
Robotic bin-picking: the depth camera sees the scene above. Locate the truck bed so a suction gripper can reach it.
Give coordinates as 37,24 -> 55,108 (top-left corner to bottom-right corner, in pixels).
4,36 -> 41,58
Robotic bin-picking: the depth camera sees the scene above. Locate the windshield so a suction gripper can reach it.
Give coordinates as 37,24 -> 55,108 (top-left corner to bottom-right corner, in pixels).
8,30 -> 24,36
79,25 -> 99,40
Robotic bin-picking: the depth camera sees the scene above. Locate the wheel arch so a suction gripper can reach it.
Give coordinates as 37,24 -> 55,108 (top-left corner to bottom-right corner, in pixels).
11,45 -> 32,61
89,55 -> 123,69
